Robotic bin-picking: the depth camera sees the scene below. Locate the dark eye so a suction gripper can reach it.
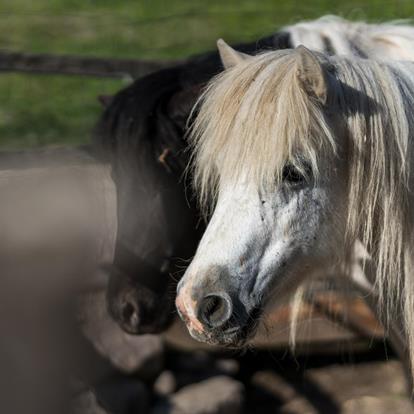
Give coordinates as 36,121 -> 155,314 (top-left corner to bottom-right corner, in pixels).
282,163 -> 311,185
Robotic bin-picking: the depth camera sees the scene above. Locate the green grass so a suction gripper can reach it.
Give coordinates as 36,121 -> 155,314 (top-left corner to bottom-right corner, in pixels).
0,74 -> 122,148
1,0 -> 414,149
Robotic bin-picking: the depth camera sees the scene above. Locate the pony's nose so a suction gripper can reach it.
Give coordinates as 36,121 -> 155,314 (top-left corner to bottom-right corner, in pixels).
197,293 -> 233,329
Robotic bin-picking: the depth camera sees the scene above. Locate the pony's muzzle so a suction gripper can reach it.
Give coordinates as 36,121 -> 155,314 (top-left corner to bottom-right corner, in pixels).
176,281 -> 235,336
197,292 -> 233,330
108,288 -> 142,334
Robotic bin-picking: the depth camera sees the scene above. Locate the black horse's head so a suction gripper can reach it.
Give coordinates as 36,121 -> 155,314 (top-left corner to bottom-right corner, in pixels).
94,32 -> 291,334
94,65 -> 203,334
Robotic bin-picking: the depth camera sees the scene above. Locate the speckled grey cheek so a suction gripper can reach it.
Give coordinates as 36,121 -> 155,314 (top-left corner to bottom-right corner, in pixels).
251,184 -> 331,302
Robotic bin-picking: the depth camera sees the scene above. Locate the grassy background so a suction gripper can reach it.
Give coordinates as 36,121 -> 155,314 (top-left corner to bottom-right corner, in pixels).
1,0 -> 414,149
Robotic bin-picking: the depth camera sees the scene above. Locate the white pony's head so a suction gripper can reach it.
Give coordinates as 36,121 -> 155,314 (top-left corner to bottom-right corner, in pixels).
175,43 -> 347,345
176,41 -> 413,347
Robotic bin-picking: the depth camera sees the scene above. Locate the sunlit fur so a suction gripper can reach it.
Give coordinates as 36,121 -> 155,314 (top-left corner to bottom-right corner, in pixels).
286,15 -> 414,60
189,49 -> 414,372
191,15 -> 414,211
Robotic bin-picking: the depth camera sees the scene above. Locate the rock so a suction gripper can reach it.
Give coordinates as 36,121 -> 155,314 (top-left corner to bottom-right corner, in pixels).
214,359 -> 239,376
279,398 -> 319,414
152,376 -> 244,414
71,391 -> 109,414
78,291 -> 165,380
342,396 -> 413,414
305,359 -> 408,401
154,370 -> 177,396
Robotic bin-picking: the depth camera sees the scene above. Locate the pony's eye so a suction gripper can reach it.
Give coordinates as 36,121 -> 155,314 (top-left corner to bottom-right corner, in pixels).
282,163 -> 310,185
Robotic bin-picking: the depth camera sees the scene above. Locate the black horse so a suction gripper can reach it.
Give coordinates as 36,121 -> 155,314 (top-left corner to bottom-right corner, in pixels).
94,32 -> 292,334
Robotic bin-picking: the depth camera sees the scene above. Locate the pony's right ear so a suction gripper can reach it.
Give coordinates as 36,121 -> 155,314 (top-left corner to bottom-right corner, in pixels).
296,45 -> 328,105
217,39 -> 250,69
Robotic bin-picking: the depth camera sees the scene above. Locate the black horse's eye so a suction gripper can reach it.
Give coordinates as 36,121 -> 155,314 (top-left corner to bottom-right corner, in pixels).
282,163 -> 311,185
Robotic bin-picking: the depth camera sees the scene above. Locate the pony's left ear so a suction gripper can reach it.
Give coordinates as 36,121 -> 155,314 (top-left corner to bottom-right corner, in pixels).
296,45 -> 328,104
217,39 -> 251,69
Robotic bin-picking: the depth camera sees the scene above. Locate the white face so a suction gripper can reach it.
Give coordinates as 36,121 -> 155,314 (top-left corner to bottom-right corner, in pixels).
176,165 -> 346,346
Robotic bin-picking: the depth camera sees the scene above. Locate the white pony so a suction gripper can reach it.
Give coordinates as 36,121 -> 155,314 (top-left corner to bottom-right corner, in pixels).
176,38 -> 414,376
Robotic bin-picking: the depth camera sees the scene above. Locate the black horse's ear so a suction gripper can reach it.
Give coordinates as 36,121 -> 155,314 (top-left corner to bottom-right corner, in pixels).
97,94 -> 114,108
166,84 -> 204,130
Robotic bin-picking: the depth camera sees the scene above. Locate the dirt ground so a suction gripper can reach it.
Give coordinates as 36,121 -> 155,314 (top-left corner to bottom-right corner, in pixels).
241,351 -> 412,413
80,301 -> 414,414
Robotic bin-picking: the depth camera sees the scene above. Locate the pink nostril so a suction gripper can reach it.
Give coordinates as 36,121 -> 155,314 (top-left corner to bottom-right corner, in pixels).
176,292 -> 205,334
175,294 -> 187,317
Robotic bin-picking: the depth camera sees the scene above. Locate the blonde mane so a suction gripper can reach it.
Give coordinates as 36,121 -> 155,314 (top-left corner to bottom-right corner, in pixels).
189,49 -> 414,368
190,50 -> 336,208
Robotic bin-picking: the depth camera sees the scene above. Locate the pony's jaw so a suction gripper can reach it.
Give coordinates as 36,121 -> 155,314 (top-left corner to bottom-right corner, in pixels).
176,180 -> 338,346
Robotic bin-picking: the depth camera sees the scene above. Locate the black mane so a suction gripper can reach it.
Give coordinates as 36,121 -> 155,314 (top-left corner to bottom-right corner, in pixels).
93,31 -> 291,173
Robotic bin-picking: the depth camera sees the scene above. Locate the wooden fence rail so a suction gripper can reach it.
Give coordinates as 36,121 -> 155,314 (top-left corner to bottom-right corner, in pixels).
0,50 -> 183,78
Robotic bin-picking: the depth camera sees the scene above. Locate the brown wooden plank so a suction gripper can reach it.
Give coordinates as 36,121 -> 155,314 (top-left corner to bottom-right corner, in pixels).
0,50 -> 184,78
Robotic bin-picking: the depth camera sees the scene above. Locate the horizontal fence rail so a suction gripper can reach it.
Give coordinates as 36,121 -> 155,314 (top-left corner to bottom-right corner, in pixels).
0,50 -> 184,78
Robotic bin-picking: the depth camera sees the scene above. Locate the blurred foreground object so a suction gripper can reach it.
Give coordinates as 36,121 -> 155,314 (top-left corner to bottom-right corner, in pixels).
0,146 -> 117,413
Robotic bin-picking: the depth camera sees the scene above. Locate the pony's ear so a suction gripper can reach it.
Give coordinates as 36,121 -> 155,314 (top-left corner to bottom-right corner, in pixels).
296,45 -> 328,104
217,39 -> 250,69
